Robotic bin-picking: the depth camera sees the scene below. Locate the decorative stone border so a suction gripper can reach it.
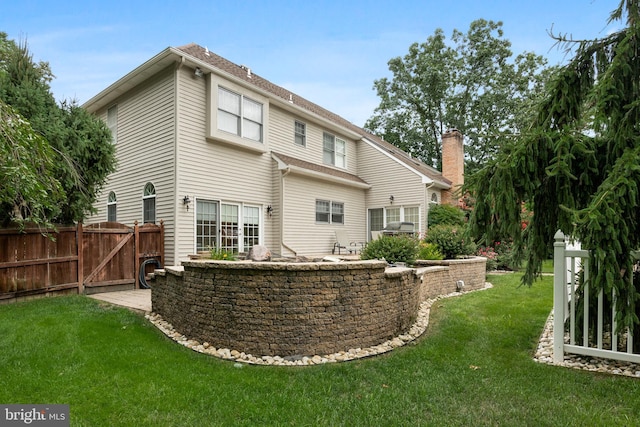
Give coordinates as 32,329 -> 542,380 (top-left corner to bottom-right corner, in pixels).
145,283 -> 493,366
533,311 -> 640,378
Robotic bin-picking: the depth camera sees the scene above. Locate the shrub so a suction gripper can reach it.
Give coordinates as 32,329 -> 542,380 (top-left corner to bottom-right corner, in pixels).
209,248 -> 237,261
494,240 -> 520,270
476,245 -> 498,271
424,224 -> 476,259
427,204 -> 466,227
360,234 -> 419,265
417,242 -> 444,260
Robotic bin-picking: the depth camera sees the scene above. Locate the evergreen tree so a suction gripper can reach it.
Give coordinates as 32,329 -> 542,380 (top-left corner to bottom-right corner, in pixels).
0,33 -> 115,225
467,1 -> 640,330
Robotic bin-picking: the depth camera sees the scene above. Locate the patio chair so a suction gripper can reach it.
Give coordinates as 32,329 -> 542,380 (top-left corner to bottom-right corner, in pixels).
332,230 -> 362,254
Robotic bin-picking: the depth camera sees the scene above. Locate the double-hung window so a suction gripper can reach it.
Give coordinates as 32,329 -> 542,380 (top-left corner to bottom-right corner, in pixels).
322,132 -> 346,168
107,105 -> 117,144
294,121 -> 306,146
316,200 -> 344,224
217,87 -> 263,142
107,191 -> 117,222
143,182 -> 156,224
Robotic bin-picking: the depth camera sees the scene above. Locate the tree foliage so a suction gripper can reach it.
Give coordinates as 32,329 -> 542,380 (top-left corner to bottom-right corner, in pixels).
0,32 -> 115,226
467,1 -> 640,330
0,100 -> 64,227
365,20 -> 553,173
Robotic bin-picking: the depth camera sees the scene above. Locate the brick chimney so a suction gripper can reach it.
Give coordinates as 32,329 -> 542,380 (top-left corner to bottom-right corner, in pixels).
441,129 -> 464,206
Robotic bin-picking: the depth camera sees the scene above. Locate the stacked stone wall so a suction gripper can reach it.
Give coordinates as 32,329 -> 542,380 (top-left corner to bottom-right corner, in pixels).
152,260 -> 419,357
151,256 -> 486,358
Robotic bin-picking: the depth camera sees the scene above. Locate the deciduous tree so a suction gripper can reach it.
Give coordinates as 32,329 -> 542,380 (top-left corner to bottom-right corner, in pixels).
365,20 -> 552,174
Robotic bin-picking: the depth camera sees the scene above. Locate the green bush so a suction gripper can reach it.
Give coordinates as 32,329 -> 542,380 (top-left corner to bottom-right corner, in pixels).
360,234 -> 419,265
427,204 -> 466,227
424,224 -> 476,259
209,248 -> 237,261
417,242 -> 444,260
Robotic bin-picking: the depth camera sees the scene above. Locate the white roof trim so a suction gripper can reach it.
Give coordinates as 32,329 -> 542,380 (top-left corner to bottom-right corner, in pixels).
272,154 -> 371,190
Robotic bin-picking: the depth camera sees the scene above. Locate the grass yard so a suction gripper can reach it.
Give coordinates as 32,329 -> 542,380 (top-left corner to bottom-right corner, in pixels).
1,274 -> 639,426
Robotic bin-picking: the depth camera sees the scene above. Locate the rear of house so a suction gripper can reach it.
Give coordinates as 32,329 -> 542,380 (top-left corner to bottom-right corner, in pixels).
84,43 -> 462,266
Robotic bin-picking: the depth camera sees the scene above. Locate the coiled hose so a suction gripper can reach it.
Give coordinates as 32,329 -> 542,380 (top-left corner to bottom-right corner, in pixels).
139,258 -> 162,289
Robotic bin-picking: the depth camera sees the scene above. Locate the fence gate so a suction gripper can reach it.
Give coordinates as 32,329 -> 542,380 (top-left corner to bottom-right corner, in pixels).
0,221 -> 164,301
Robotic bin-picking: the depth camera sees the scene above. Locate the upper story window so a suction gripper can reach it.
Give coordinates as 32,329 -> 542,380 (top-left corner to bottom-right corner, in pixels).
323,132 -> 346,168
294,121 -> 306,147
143,182 -> 156,224
107,105 -> 117,144
217,87 -> 263,142
107,191 -> 117,222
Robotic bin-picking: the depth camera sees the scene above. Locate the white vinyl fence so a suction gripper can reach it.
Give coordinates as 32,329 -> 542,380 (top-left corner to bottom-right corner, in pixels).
553,230 -> 640,364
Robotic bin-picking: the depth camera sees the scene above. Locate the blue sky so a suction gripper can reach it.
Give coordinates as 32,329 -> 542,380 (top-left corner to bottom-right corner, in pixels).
2,0 -> 622,126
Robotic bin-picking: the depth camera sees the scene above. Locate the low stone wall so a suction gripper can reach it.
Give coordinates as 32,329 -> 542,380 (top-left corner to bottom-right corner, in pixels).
150,256 -> 486,358
151,260 -> 420,357
415,256 -> 487,299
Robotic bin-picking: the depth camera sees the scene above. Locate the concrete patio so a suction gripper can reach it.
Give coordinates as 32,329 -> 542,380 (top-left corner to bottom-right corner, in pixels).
89,289 -> 151,313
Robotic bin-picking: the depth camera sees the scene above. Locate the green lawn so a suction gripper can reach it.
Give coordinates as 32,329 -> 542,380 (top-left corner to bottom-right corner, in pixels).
1,274 -> 639,426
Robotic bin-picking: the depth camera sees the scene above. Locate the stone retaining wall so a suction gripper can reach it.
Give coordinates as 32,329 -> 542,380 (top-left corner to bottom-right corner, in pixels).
151,256 -> 486,358
416,257 -> 487,299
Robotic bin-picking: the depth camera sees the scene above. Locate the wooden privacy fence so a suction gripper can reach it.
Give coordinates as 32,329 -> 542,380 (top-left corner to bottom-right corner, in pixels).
0,221 -> 164,301
553,230 -> 640,364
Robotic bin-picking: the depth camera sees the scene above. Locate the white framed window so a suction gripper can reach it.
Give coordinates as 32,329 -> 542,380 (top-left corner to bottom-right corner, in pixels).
316,200 -> 330,223
404,206 -> 420,225
196,201 -> 262,253
107,105 -> 117,144
217,87 -> 263,142
431,193 -> 439,204
331,202 -> 344,224
196,200 -> 218,252
316,199 -> 344,224
294,121 -> 306,146
143,182 -> 156,224
107,191 -> 117,222
243,205 -> 260,249
386,207 -> 400,223
322,132 -> 346,168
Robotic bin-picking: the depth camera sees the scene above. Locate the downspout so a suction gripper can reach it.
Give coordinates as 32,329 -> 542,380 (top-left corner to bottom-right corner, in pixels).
424,182 -> 435,235
173,56 -> 186,265
280,167 -> 297,256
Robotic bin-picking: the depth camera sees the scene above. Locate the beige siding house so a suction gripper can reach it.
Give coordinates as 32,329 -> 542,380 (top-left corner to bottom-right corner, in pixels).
84,43 -> 462,266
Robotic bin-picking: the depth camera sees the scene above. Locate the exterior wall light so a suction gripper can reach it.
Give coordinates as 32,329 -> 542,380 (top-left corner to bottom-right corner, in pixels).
183,195 -> 191,211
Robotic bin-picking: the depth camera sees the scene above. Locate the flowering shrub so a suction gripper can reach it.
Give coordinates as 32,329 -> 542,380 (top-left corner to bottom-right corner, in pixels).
475,240 -> 520,271
209,248 -> 237,261
360,234 -> 419,265
424,225 -> 476,259
476,245 -> 498,271
417,242 -> 444,260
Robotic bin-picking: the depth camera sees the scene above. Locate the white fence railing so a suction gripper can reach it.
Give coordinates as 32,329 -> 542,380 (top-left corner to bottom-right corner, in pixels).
553,230 -> 640,364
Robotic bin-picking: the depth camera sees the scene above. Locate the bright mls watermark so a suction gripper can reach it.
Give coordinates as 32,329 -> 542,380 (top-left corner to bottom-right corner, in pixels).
1,405 -> 69,426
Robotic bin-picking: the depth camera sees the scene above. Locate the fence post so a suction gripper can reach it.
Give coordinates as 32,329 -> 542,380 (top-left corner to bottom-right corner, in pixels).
134,221 -> 140,289
553,230 -> 566,363
159,219 -> 165,268
77,222 -> 84,294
